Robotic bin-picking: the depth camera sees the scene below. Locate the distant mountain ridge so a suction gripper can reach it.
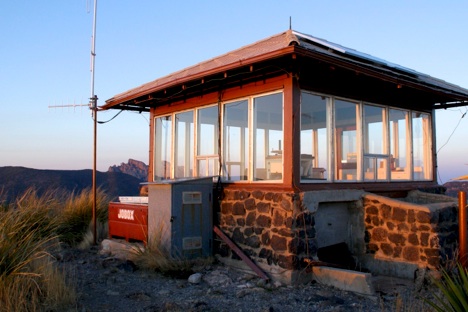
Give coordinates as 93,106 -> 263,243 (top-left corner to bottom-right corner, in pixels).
108,159 -> 148,180
2,160 -> 466,203
443,180 -> 468,198
0,162 -> 147,202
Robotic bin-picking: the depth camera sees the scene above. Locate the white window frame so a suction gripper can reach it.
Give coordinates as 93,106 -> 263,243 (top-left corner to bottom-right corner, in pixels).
196,104 -> 220,178
153,106 -> 219,180
221,90 -> 284,183
300,90 -> 433,183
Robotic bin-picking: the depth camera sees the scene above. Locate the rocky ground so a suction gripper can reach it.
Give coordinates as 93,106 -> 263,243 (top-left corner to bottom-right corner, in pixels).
57,245 -> 434,312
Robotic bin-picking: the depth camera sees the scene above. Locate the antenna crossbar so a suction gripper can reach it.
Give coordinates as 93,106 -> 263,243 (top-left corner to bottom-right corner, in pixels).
48,103 -> 90,108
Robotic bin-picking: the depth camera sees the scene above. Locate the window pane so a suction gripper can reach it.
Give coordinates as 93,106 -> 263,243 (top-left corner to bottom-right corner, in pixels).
223,100 -> 248,181
174,111 -> 194,178
154,116 -> 172,180
254,93 -> 283,181
412,112 -> 432,180
364,156 -> 388,180
197,106 -> 219,177
389,109 -> 410,180
363,105 -> 384,154
198,158 -> 218,177
300,93 -> 328,180
335,100 -> 358,181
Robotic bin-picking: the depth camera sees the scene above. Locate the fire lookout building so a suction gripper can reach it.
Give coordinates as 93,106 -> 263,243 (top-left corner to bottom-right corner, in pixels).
103,30 -> 468,283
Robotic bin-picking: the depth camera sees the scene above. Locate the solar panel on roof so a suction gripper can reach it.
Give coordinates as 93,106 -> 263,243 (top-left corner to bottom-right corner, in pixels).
293,30 -> 420,76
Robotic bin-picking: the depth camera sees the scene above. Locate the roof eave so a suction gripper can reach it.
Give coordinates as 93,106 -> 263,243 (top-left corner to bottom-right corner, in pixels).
293,46 -> 468,106
102,46 -> 297,110
103,36 -> 468,111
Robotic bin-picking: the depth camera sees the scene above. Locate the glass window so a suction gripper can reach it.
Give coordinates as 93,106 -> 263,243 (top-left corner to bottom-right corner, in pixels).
154,116 -> 172,180
412,112 -> 432,180
389,109 -> 410,180
335,100 -> 358,181
298,91 -> 433,184
174,111 -> 194,178
363,105 -> 387,181
363,105 -> 385,154
223,100 -> 249,181
364,156 -> 388,181
300,93 -> 328,180
197,106 -> 219,177
154,89 -> 433,185
253,93 -> 283,181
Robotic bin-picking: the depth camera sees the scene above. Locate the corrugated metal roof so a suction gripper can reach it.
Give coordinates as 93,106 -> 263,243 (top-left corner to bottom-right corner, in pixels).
104,29 -> 468,109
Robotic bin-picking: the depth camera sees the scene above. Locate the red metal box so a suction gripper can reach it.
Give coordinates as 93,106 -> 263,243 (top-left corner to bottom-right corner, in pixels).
108,202 -> 148,242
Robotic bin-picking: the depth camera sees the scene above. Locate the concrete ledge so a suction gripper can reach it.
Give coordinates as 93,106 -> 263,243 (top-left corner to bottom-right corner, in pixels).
312,266 -> 375,295
363,191 -> 456,213
218,256 -> 376,295
358,255 -> 419,279
302,189 -> 364,213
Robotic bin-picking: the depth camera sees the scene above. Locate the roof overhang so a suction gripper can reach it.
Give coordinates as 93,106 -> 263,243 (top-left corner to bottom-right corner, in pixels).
102,30 -> 468,112
103,46 -> 297,112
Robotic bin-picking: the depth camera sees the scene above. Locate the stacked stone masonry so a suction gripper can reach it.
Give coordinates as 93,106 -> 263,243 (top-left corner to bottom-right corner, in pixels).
218,189 -> 459,275
218,189 -> 315,271
363,193 -> 458,269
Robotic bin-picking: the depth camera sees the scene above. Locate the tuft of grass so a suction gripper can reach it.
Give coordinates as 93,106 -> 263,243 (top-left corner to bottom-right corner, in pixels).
133,224 -> 205,279
36,256 -> 77,311
56,188 -> 109,246
425,263 -> 468,312
78,220 -> 109,250
0,187 -> 111,311
0,189 -> 76,311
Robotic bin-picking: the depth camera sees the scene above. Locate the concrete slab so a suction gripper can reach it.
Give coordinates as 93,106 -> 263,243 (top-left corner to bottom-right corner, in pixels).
312,266 -> 375,296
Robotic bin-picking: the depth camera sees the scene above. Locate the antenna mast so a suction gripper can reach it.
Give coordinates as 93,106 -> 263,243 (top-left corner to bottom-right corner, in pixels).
48,0 -> 99,245
90,0 -> 97,103
90,0 -> 98,245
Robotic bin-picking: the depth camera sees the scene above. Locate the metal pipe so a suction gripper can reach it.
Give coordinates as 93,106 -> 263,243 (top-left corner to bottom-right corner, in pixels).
213,226 -> 269,281
459,191 -> 467,267
92,97 -> 97,245
90,0 -> 98,245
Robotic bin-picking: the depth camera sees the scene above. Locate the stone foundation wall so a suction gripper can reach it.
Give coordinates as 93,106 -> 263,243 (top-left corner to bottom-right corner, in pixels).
218,189 -> 315,273
217,188 -> 459,282
363,192 -> 458,269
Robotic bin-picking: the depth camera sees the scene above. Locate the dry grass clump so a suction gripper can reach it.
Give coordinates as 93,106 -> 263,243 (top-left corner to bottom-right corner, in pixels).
0,188 -> 76,311
56,188 -> 109,247
0,187 -> 110,311
0,256 -> 76,312
134,225 -> 212,279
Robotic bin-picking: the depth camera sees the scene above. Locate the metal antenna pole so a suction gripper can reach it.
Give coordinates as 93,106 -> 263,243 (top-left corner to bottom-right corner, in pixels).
90,0 -> 98,245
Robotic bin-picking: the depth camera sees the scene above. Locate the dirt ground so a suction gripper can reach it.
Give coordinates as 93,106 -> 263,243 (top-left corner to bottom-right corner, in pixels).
57,245 -> 433,312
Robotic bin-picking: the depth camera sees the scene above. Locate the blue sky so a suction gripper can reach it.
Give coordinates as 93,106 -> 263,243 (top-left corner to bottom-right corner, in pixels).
1,1 -> 468,184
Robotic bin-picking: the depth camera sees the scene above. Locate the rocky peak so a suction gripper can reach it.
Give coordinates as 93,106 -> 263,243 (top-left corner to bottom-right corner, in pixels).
108,159 -> 148,181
